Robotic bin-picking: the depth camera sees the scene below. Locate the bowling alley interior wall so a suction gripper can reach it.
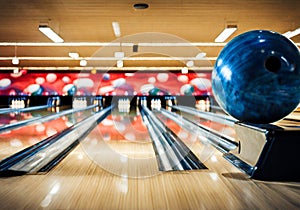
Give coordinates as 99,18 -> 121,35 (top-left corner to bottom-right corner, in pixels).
0,70 -> 214,109
0,70 -> 212,96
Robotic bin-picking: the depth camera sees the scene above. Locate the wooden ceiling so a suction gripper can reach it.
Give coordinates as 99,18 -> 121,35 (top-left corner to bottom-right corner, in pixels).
0,0 -> 299,70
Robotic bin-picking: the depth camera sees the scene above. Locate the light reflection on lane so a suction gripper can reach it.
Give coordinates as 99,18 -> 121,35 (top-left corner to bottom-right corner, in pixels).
0,108 -> 93,160
40,182 -> 61,208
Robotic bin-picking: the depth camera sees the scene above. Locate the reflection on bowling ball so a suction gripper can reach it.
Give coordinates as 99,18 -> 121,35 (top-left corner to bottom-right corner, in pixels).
212,30 -> 300,124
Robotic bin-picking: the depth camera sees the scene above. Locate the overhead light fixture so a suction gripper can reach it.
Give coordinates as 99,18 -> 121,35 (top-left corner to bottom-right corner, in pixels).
112,22 -> 121,37
186,60 -> 194,67
283,28 -> 300,38
0,42 -> 232,47
69,52 -> 79,59
214,25 -> 237,42
39,25 -> 64,43
117,60 -> 123,68
196,52 -> 206,59
12,57 -> 19,65
181,67 -> 188,74
80,59 -> 87,66
13,68 -> 19,74
12,45 -> 19,65
114,51 -> 124,58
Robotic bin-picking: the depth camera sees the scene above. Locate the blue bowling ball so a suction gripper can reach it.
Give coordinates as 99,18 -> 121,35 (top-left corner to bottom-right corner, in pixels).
212,30 -> 300,124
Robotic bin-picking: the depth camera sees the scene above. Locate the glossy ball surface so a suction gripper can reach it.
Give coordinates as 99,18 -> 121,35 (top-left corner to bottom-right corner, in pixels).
212,30 -> 300,123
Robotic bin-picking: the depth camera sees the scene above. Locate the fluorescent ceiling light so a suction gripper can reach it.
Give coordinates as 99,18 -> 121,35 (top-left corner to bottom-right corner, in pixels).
0,56 -> 218,61
112,22 -> 121,37
114,51 -> 124,58
117,60 -> 123,68
0,42 -> 228,47
12,57 -> 19,65
13,68 -> 19,74
39,25 -> 64,43
282,28 -> 300,38
80,59 -> 87,66
186,60 -> 194,67
214,25 -> 237,42
181,67 -> 188,74
195,52 -> 206,59
69,52 -> 79,59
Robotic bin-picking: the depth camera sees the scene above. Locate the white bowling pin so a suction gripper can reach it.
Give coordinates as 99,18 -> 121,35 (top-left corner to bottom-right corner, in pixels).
80,98 -> 83,108
118,99 -> 121,112
158,99 -> 161,110
127,98 -> 130,113
205,98 -> 210,112
151,99 -> 153,110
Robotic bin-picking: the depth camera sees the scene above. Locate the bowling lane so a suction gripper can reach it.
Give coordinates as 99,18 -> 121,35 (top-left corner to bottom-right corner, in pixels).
0,109 -> 300,209
0,107 -> 94,160
140,105 -> 208,171
80,110 -> 161,178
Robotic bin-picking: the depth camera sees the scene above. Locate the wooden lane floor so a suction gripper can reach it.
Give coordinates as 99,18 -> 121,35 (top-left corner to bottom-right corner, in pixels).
0,111 -> 300,209
0,143 -> 299,209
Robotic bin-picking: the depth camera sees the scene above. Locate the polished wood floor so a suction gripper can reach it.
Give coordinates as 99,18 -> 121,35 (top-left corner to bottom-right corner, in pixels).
0,109 -> 300,209
0,137 -> 300,210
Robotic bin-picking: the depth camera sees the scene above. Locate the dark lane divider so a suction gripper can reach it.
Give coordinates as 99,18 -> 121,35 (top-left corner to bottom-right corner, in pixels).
141,105 -> 207,172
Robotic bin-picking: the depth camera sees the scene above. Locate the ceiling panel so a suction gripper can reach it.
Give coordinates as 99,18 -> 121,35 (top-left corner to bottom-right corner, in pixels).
0,0 -> 299,69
